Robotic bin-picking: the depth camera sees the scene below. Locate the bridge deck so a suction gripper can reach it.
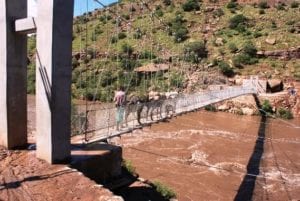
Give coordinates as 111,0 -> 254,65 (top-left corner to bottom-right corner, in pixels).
72,85 -> 257,143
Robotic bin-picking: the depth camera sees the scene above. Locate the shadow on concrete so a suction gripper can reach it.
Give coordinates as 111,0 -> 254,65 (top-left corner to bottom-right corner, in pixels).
70,142 -> 168,201
234,94 -> 267,201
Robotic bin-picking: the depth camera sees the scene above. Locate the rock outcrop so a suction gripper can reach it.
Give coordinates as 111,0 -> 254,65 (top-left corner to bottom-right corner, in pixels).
257,46 -> 300,60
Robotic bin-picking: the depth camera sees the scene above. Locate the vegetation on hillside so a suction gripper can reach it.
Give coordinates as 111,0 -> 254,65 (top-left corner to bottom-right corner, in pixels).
27,0 -> 300,101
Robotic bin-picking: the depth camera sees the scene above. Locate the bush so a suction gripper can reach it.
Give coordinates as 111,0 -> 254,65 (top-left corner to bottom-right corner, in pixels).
228,43 -> 238,53
122,160 -> 136,175
152,181 -> 176,200
213,8 -> 224,17
291,1 -> 299,8
111,36 -> 118,43
232,42 -> 259,67
118,32 -> 127,39
184,41 -> 207,63
253,31 -> 263,38
205,104 -> 217,112
140,50 -> 156,59
261,100 -> 273,114
120,59 -> 140,70
233,54 -> 258,67
243,42 -> 257,57
277,108 -> 293,119
218,61 -> 234,77
169,73 -> 184,88
163,0 -> 172,6
155,9 -> 164,17
174,27 -> 189,42
227,1 -> 238,9
182,0 -> 201,11
258,1 -> 269,9
168,15 -> 189,42
133,28 -> 143,39
229,14 -> 249,32
121,43 -> 134,55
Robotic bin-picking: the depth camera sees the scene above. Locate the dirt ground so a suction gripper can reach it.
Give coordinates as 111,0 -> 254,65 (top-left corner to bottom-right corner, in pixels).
112,110 -> 300,201
0,147 -> 123,201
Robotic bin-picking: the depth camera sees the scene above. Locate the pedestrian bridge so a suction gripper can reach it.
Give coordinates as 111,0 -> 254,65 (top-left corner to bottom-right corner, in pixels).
72,77 -> 263,143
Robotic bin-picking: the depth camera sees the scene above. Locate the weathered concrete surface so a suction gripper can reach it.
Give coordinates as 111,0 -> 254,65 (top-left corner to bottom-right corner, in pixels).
0,0 -> 27,149
71,143 -> 122,183
15,17 -> 36,34
36,0 -> 74,163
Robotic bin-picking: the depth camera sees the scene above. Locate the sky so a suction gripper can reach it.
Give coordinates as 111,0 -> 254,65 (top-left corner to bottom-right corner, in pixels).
28,0 -> 118,17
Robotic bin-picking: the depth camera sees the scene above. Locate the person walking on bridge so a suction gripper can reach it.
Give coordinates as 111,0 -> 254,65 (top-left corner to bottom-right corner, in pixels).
114,86 -> 126,131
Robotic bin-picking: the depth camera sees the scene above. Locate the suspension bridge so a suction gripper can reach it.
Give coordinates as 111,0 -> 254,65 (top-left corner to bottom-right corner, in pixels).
72,77 -> 261,143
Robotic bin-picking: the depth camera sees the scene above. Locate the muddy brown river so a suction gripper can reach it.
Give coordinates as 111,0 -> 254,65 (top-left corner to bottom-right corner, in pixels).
112,111 -> 300,201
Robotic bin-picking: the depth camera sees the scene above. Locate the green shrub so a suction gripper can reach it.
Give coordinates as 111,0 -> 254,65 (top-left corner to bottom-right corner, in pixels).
174,27 -> 189,42
229,14 -> 249,32
118,32 -> 127,39
271,21 -> 277,29
168,15 -> 189,42
213,8 -> 224,17
243,42 -> 257,57
169,73 -> 184,88
228,43 -> 238,53
140,50 -> 156,59
233,54 -> 258,67
152,181 -> 176,200
122,160 -> 136,175
291,1 -> 299,8
155,8 -> 164,17
111,36 -> 118,43
227,1 -> 238,9
163,0 -> 172,6
261,100 -> 273,114
205,104 -> 217,112
121,43 -> 134,55
277,108 -> 293,119
182,0 -> 201,11
253,31 -> 263,38
218,61 -> 234,77
122,14 -> 130,20
258,1 -> 269,9
120,59 -> 140,70
184,41 -> 207,63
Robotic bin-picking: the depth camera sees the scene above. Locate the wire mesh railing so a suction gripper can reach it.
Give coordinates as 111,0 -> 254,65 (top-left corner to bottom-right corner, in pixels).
72,85 -> 257,142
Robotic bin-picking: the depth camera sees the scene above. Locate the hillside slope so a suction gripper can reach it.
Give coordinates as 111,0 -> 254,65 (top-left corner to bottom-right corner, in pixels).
28,0 -> 300,101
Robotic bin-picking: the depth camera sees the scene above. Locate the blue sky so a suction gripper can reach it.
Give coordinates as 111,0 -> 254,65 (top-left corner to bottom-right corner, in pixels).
28,0 -> 118,17
74,0 -> 118,16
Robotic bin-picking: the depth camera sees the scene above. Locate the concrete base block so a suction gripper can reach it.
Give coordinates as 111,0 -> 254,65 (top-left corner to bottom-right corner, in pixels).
71,143 -> 122,183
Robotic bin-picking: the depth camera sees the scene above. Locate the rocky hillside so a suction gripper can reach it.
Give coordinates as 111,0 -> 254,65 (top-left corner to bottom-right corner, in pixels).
27,0 -> 300,101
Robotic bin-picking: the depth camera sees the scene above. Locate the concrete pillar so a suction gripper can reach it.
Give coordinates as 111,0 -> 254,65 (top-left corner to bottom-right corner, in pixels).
36,0 -> 74,163
0,0 -> 27,149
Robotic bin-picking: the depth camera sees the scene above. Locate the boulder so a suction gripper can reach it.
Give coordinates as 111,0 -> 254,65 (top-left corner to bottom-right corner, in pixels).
218,104 -> 229,111
265,37 -> 276,45
241,107 -> 255,115
215,37 -> 224,46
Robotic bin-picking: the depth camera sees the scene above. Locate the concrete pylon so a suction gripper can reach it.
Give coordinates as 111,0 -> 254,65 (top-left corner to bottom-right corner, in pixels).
36,0 -> 74,163
0,0 -> 28,149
